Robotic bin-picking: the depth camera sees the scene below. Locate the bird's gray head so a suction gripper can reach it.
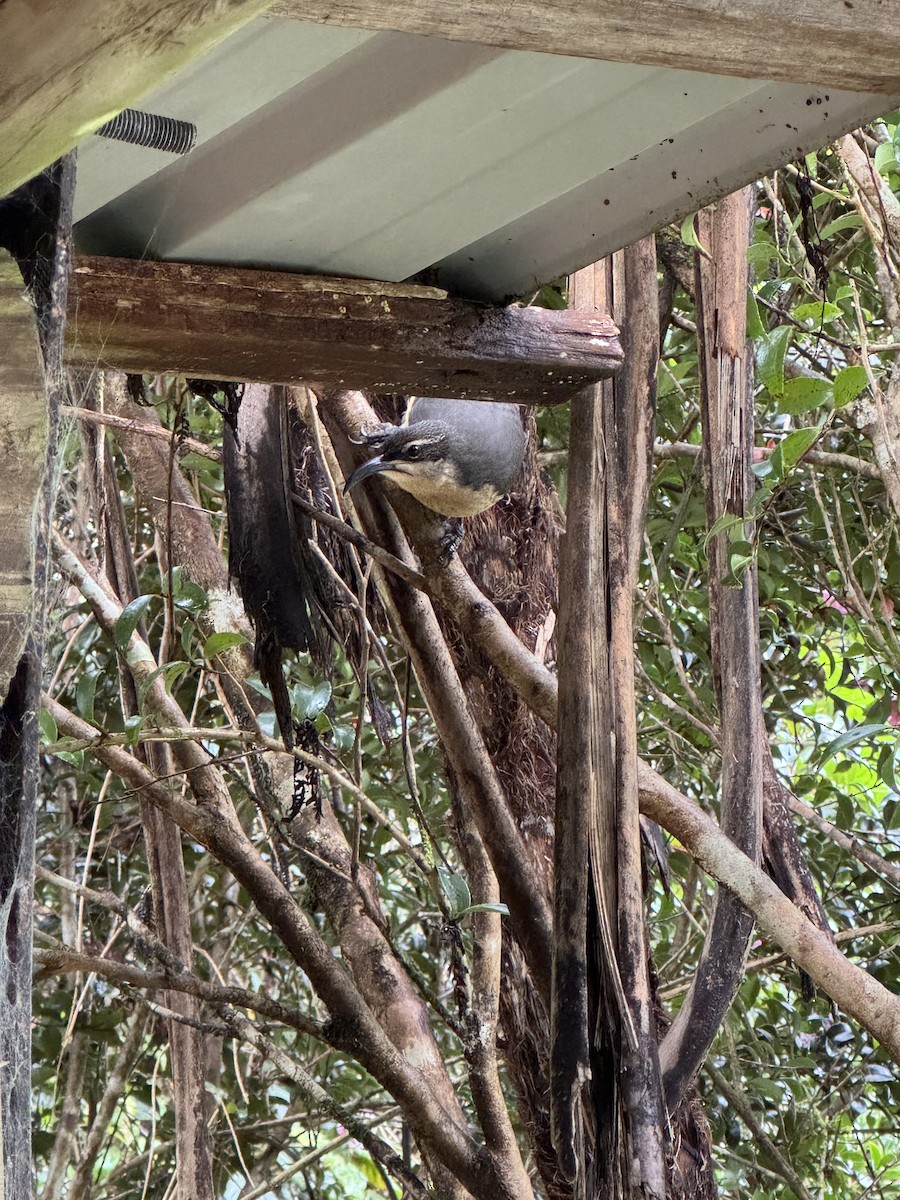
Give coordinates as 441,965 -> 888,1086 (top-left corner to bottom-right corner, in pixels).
344,401 -> 525,518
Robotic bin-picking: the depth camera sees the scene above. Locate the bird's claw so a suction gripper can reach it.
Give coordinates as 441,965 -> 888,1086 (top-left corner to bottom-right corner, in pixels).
349,421 -> 400,449
437,518 -> 464,564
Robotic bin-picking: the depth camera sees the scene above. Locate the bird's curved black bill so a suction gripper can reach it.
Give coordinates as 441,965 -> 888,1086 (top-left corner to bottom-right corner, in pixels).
343,455 -> 391,495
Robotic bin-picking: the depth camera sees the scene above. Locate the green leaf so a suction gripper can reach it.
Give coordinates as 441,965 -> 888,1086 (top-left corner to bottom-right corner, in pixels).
746,290 -> 766,340
55,749 -> 84,769
680,212 -> 703,250
137,660 -> 190,708
293,680 -> 332,720
202,631 -> 249,660
438,867 -> 472,918
114,595 -> 153,650
746,485 -> 772,520
769,425 -> 823,480
123,714 -> 146,748
778,376 -> 833,415
747,1077 -> 786,1104
164,660 -> 190,692
757,326 -> 793,398
39,708 -> 58,745
883,743 -> 900,794
833,364 -> 869,409
458,902 -> 511,918
747,241 -> 779,270
818,213 -> 862,239
177,451 -> 220,475
874,141 -> 898,176
705,513 -> 745,544
726,540 -> 755,583
75,669 -> 99,723
172,578 -> 209,612
792,300 -> 842,323
180,618 -> 196,657
817,723 -> 886,767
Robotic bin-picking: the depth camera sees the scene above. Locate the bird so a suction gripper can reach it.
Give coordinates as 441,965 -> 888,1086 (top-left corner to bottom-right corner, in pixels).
343,397 -> 526,519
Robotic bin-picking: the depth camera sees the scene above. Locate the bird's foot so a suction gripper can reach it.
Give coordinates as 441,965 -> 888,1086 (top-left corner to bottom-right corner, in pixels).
437,518 -> 464,564
350,421 -> 399,449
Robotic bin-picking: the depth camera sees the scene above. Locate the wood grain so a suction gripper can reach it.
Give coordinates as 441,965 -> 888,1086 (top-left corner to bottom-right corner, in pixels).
0,0 -> 278,197
0,252 -> 46,700
274,0 -> 900,94
658,189 -> 764,1109
67,256 -> 622,402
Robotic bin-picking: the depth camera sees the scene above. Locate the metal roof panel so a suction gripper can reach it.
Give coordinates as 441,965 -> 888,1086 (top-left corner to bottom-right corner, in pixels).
73,16 -> 899,300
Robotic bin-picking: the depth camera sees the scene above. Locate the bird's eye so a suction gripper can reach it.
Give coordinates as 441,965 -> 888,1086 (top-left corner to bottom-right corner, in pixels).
406,443 -> 422,459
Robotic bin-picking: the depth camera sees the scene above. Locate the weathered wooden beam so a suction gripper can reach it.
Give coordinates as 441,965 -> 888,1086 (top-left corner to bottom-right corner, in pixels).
0,254 -> 46,699
273,0 -> 900,94
66,257 -> 622,401
0,0 -> 278,198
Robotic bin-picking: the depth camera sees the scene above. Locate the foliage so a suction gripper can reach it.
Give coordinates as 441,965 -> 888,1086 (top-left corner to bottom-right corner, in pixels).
33,124 -> 900,1199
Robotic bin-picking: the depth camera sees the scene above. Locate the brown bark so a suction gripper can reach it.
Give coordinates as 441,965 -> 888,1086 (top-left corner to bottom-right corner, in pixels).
302,805 -> 475,1200
551,378 -> 610,1197
598,244 -> 667,1198
550,248 -> 667,1198
657,190 -> 763,1108
835,135 -> 900,523
0,252 -> 47,698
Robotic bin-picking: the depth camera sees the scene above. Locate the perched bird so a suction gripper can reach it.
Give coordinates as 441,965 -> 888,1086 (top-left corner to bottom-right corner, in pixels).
344,397 -> 526,518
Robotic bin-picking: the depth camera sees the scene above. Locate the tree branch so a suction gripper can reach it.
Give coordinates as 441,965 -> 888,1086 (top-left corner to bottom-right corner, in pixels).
42,698 -> 498,1198
636,764 -> 900,1066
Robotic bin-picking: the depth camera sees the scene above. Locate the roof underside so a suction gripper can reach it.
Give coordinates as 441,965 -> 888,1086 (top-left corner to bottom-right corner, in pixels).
73,15 -> 898,302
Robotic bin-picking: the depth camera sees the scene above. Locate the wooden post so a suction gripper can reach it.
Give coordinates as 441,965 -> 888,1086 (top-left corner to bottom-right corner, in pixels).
551,357 -> 607,1190
553,245 -> 665,1195
0,154 -> 75,1200
658,188 -> 763,1108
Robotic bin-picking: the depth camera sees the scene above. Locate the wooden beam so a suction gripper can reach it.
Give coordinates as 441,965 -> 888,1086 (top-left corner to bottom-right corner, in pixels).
273,0 -> 900,95
0,253 -> 46,699
0,0 -> 277,198
66,257 -> 622,402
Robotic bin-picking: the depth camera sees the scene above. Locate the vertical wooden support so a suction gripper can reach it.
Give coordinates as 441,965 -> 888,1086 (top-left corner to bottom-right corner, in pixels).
0,256 -> 47,695
551,362 -> 608,1192
79,383 -> 217,1200
601,243 -> 667,1198
552,247 -> 664,1196
658,188 -> 763,1107
0,155 -> 75,1200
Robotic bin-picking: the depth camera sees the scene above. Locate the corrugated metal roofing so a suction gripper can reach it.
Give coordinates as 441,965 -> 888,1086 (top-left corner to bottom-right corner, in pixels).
73,15 -> 898,301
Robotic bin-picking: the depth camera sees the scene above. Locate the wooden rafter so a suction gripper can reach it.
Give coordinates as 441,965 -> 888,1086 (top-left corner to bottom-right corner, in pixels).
0,0 -> 278,198
274,0 -> 900,94
66,257 -> 622,401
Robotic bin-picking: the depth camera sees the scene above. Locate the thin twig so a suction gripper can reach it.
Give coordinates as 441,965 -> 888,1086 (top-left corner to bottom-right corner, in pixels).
292,492 -> 426,590
61,404 -> 220,461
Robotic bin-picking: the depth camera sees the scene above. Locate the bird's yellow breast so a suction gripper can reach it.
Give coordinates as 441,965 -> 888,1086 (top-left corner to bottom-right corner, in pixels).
381,465 -> 500,517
